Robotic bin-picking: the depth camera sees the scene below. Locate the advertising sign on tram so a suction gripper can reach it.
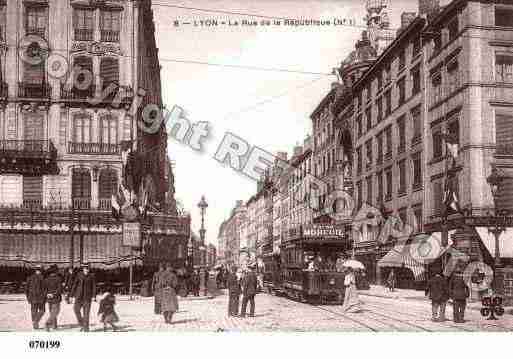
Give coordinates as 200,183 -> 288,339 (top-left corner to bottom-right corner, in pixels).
302,224 -> 346,240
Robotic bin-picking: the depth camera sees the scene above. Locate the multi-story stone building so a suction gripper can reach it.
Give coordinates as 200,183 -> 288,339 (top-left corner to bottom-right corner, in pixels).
0,0 -> 189,278
217,200 -> 246,267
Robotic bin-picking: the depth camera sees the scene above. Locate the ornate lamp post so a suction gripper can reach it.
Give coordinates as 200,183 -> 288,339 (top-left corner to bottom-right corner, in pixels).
487,164 -> 506,293
487,164 -> 505,268
197,196 -> 208,294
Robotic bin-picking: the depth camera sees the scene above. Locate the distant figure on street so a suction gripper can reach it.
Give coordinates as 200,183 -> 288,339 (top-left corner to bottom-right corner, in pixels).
387,269 -> 396,292
426,271 -> 449,322
63,267 -> 75,304
158,263 -> 179,324
227,266 -> 241,316
190,269 -> 200,296
43,264 -> 63,331
206,269 -> 217,298
342,268 -> 361,313
152,263 -> 165,314
71,263 -> 96,332
98,291 -> 119,331
449,271 -> 470,323
240,265 -> 258,318
26,265 -> 46,330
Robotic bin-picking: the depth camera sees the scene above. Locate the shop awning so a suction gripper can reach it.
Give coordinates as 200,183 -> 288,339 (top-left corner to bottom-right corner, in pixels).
377,242 -> 425,280
475,227 -> 513,259
408,231 -> 456,264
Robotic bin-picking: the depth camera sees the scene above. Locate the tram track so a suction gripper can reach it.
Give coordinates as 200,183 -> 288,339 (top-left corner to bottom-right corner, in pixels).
364,301 -> 511,332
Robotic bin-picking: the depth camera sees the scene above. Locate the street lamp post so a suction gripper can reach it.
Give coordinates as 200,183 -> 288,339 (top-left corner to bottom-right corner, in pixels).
487,164 -> 506,294
198,196 -> 208,294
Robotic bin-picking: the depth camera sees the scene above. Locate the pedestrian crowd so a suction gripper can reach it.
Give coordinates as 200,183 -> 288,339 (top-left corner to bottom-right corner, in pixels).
25,262 -> 118,332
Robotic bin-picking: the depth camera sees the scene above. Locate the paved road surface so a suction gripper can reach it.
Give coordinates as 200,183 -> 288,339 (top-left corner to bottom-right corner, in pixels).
1,291 -> 511,332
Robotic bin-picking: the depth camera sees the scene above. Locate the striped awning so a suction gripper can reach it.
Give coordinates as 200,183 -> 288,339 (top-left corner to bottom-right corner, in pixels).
475,227 -> 513,259
377,242 -> 426,280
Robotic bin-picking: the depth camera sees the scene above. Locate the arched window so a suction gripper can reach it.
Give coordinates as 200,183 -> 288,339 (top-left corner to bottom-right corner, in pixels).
72,168 -> 91,209
98,168 -> 118,209
99,114 -> 118,145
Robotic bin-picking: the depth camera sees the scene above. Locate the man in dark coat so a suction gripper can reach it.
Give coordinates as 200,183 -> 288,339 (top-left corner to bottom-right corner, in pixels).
63,267 -> 75,304
449,271 -> 470,323
240,265 -> 258,318
227,266 -> 241,316
71,263 -> 96,332
157,263 -> 179,324
191,270 -> 200,296
43,264 -> 63,331
26,265 -> 46,329
152,263 -> 165,314
426,271 -> 449,322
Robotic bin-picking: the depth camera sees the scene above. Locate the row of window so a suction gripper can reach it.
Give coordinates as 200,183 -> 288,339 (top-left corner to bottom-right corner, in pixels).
0,169 -> 118,209
0,6 -> 121,42
355,105 -> 422,175
355,153 -> 422,208
356,67 -> 421,140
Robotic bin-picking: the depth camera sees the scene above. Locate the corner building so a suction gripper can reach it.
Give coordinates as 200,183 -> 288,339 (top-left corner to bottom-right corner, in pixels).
0,0 -> 190,280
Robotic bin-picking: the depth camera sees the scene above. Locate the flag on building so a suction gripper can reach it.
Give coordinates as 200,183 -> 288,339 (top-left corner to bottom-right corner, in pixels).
441,132 -> 461,215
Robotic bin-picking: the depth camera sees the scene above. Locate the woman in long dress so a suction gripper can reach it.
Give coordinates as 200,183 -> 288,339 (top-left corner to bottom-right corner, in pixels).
342,268 -> 362,313
158,264 -> 179,324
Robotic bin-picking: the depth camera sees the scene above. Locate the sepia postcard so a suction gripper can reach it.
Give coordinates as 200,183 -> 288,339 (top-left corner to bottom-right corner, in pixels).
0,1 -> 512,352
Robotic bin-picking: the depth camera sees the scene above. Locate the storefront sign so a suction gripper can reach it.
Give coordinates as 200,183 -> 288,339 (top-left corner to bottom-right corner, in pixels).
123,222 -> 141,248
303,225 -> 346,239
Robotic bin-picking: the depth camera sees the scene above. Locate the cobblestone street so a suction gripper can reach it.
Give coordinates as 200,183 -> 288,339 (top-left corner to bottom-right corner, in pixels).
2,290 -> 512,332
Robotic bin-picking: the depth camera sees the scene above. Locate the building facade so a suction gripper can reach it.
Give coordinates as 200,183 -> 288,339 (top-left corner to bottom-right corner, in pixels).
0,0 -> 189,276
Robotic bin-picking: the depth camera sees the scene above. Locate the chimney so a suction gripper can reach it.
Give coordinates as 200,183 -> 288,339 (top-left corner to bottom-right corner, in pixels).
418,0 -> 440,20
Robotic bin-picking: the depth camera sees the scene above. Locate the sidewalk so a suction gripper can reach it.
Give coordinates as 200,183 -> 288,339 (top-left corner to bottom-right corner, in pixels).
360,285 -> 513,314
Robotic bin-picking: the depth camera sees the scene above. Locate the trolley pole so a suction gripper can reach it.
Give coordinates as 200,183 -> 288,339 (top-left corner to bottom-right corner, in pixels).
129,247 -> 134,300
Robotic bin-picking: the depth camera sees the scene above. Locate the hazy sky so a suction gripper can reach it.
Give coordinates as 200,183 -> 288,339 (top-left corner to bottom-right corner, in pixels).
152,0 -> 417,245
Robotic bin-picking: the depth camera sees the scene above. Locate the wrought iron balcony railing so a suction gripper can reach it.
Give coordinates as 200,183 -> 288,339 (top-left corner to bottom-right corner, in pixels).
99,198 -> 112,210
18,82 -> 51,99
61,84 -> 95,100
26,27 -> 46,38
74,28 -> 94,41
72,197 -> 91,210
100,30 -> 120,42
68,142 -> 120,155
0,140 -> 56,158
0,140 -> 58,175
496,143 -> 513,156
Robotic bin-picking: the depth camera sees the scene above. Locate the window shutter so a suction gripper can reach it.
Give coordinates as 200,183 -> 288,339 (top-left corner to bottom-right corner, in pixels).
23,176 -> 43,206
498,178 -> 513,212
99,169 -> 118,198
496,114 -> 513,148
100,58 -> 119,87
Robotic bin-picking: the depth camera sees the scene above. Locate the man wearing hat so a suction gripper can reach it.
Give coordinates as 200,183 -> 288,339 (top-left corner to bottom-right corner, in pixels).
26,265 -> 46,329
227,266 -> 241,316
240,264 -> 258,318
71,263 -> 96,331
43,264 -> 63,331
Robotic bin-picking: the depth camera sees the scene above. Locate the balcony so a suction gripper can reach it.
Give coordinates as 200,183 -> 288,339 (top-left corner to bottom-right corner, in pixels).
26,27 -> 46,38
72,197 -> 91,210
74,28 -> 94,42
101,30 -> 120,43
99,198 -> 112,211
61,84 -> 95,101
68,142 -> 120,155
18,82 -> 51,99
0,140 -> 58,175
496,144 -> 513,157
